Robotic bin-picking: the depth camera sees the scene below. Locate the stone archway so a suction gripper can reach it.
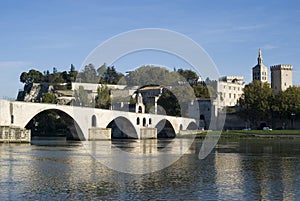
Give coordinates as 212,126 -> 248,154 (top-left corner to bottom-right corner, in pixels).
187,121 -> 198,130
25,109 -> 85,141
155,119 -> 176,138
107,116 -> 138,139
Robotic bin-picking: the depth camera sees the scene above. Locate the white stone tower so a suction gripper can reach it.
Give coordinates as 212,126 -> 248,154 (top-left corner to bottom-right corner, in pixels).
270,64 -> 293,94
252,49 -> 268,82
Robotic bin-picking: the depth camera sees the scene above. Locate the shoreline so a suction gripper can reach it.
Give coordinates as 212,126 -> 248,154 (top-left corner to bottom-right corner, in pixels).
179,130 -> 300,139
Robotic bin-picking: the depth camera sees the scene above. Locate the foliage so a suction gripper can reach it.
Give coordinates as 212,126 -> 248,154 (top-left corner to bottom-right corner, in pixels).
28,111 -> 68,136
272,86 -> 300,122
238,81 -> 300,128
76,64 -> 98,83
238,80 -> 274,128
177,68 -> 198,81
95,84 -> 111,109
20,64 -> 79,84
73,86 -> 92,107
41,93 -> 57,104
157,89 -> 181,116
193,84 -> 216,98
76,63 -> 124,84
124,65 -> 184,86
20,69 -> 44,84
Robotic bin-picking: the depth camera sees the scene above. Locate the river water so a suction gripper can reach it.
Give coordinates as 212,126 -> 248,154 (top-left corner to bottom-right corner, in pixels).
0,138 -> 300,200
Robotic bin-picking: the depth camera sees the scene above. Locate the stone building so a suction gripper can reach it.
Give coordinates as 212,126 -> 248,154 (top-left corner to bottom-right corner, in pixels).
270,64 -> 293,94
218,76 -> 245,106
252,49 -> 268,82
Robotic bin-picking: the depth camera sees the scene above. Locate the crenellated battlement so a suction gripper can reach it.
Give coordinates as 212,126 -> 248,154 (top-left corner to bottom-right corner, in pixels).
270,64 -> 293,71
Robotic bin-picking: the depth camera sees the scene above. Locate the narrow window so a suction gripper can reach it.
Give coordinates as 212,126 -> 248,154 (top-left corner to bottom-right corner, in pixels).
92,115 -> 97,127
138,106 -> 142,113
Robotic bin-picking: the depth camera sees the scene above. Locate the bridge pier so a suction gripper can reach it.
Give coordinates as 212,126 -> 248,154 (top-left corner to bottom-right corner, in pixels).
140,128 -> 157,139
88,128 -> 111,140
0,126 -> 31,143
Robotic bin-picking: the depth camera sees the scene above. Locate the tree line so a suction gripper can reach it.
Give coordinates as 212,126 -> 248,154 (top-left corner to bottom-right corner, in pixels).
19,63 -> 123,85
238,80 -> 300,129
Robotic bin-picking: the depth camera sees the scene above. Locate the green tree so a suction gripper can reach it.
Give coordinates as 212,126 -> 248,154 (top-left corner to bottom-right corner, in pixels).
41,93 -> 57,104
103,66 -> 123,84
95,85 -> 111,109
73,86 -> 91,107
238,80 -> 274,128
125,65 -> 184,86
20,69 -> 44,84
157,89 -> 181,116
68,64 -> 78,82
177,68 -> 198,81
77,64 -> 98,83
273,86 -> 300,125
193,84 -> 216,98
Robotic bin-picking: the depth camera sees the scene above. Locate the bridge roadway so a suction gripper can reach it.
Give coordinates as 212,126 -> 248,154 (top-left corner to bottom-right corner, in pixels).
0,100 -> 197,140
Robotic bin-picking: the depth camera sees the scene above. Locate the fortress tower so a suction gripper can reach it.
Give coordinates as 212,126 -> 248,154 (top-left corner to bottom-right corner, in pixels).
252,49 -> 268,82
270,64 -> 293,94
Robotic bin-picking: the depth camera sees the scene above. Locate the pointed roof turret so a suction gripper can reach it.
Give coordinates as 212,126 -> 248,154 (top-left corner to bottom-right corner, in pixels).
258,48 -> 262,65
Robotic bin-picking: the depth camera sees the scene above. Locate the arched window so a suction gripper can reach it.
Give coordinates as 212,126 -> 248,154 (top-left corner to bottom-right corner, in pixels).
149,118 -> 152,125
137,117 -> 140,125
138,106 -> 142,113
143,118 -> 146,127
92,115 -> 97,127
179,124 -> 183,130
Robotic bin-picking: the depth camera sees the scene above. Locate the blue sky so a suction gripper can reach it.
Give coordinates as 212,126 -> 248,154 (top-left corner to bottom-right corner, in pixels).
1,0 -> 300,98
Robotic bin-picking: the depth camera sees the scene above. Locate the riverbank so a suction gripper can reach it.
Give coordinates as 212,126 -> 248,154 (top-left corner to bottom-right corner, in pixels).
181,130 -> 300,139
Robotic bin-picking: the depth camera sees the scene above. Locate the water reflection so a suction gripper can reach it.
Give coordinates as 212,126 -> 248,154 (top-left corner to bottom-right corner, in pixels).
0,139 -> 299,200
83,138 -> 195,174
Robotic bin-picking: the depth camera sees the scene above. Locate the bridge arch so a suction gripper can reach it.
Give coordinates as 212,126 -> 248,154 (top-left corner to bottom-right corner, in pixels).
155,119 -> 176,138
25,109 -> 85,141
107,116 -> 138,139
187,121 -> 198,130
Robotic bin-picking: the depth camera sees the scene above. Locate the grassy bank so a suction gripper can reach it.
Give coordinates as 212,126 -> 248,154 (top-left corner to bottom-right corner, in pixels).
181,130 -> 300,139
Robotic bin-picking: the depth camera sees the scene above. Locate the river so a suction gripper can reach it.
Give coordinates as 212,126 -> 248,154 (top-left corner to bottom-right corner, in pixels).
0,138 -> 299,200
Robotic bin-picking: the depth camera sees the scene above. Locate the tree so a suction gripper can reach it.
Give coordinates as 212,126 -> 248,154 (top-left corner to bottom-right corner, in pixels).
68,64 -> 78,82
177,68 -> 198,81
95,85 -> 111,109
157,89 -> 181,116
273,86 -> 300,126
77,64 -> 98,83
41,93 -> 57,104
125,65 -> 184,86
53,67 -> 58,74
238,80 -> 274,128
73,86 -> 91,107
103,66 -> 123,84
70,64 -> 76,73
193,84 -> 216,98
20,69 -> 44,84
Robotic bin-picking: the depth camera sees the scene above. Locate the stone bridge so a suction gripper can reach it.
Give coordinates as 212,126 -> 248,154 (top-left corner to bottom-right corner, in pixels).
0,100 -> 198,140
